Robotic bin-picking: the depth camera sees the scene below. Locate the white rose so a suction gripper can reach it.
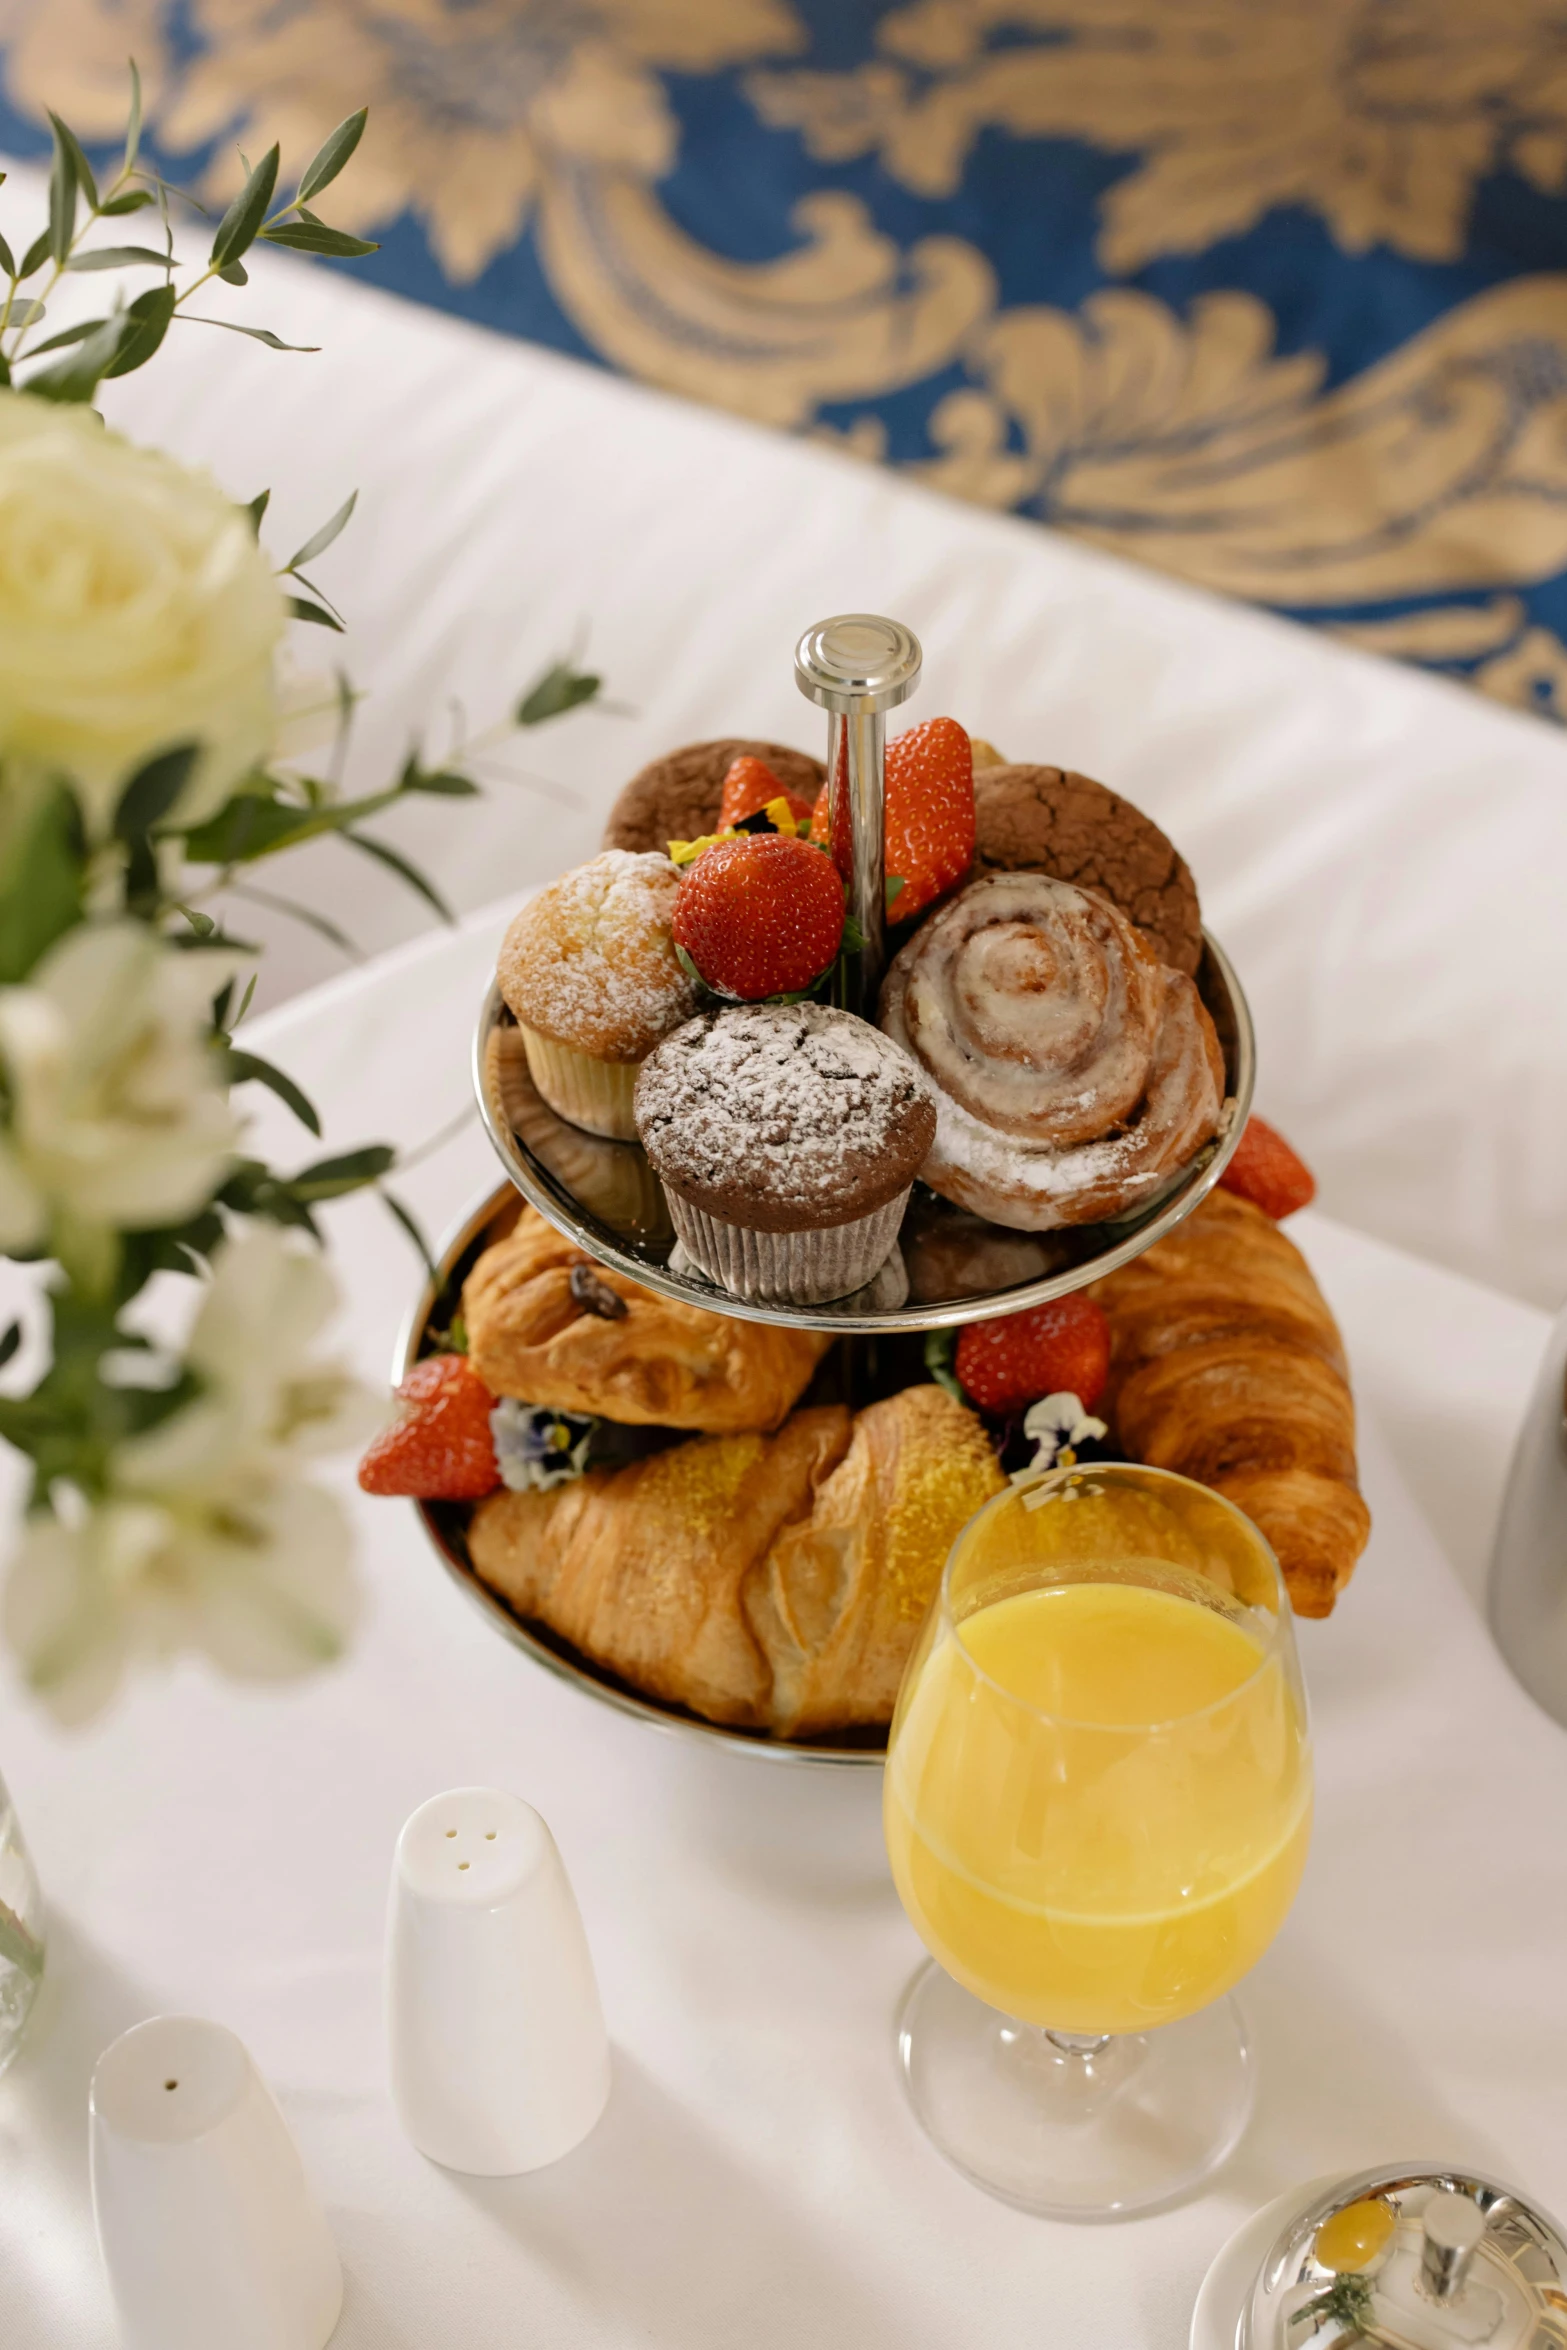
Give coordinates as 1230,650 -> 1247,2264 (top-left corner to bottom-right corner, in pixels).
0,919 -> 240,1263
0,390 -> 285,835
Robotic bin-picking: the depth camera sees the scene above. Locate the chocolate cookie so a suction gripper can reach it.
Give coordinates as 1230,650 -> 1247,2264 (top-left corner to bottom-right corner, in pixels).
603,739 -> 826,856
971,764 -> 1203,977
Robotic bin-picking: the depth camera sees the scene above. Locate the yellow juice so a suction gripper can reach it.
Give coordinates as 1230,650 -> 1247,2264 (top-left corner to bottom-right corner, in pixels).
885,1576 -> 1311,2034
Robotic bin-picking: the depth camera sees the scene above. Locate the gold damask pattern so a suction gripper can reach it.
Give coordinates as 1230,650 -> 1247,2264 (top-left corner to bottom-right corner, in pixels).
752,1 -> 1567,268
912,284 -> 1567,605
164,0 -> 806,282
6,0 -> 1567,720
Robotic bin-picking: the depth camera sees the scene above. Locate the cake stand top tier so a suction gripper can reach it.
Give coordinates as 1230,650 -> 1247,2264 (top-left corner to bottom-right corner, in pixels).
475,614 -> 1255,1336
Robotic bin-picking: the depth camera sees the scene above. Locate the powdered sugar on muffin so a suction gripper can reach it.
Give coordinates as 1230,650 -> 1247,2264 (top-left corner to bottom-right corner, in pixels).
635,1003 -> 935,1232
498,850 -> 701,1064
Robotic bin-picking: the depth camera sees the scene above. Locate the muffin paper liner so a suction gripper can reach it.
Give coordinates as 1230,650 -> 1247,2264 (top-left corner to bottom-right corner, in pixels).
664,1189 -> 910,1305
519,1025 -> 641,1141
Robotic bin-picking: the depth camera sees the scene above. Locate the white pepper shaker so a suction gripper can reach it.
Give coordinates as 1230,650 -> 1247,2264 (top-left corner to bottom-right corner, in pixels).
386,1786 -> 610,2175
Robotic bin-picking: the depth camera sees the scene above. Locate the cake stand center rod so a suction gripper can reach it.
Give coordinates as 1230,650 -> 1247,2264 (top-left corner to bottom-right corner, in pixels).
795,615 -> 922,1017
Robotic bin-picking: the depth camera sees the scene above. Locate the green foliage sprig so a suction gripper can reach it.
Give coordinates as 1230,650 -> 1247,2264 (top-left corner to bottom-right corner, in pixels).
0,77 -> 607,1713
0,80 -> 377,401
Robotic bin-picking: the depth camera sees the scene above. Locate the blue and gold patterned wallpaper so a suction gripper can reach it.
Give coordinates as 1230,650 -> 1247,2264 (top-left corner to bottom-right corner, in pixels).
8,1 -> 1567,721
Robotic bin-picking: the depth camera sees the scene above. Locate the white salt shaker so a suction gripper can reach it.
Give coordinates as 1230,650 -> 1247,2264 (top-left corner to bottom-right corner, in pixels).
386,1786 -> 610,2174
90,2016 -> 342,2350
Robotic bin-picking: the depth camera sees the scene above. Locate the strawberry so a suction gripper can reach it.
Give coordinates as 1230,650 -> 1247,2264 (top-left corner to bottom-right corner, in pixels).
718,756 -> 815,834
810,715 -> 975,922
1218,1116 -> 1316,1221
885,717 -> 975,920
358,1354 -> 499,1500
672,832 -> 845,1000
955,1295 -> 1111,1418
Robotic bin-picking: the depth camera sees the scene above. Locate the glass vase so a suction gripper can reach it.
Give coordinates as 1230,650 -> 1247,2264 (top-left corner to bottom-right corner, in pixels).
0,1768 -> 46,2074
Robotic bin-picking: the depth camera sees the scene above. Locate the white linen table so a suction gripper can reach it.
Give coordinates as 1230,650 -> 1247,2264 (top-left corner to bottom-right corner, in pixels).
1,908 -> 1562,2350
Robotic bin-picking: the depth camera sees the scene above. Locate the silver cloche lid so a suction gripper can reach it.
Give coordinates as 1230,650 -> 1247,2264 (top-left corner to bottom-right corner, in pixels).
1242,2162 -> 1567,2350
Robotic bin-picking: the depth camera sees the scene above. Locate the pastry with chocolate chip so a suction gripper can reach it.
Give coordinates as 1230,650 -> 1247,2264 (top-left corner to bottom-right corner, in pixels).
463,1206 -> 828,1432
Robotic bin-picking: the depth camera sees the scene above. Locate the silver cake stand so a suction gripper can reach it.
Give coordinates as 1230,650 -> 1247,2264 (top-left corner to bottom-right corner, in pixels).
415,615 -> 1256,1760
473,613 -> 1255,1335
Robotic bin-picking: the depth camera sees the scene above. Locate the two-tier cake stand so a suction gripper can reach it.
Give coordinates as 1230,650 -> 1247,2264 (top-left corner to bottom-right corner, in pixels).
404,616 -> 1256,1764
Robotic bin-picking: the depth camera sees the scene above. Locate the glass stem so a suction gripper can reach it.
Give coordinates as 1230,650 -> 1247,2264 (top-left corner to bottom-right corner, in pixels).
1045,2031 -> 1112,2056
0,1894 -> 43,1981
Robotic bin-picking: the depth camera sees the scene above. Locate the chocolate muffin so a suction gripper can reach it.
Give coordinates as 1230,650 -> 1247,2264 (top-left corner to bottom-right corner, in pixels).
971,764 -> 1203,977
634,1003 -> 935,1305
604,739 -> 826,855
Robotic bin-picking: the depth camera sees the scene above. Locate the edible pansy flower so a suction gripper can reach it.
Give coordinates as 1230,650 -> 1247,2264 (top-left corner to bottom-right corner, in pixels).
490,1399 -> 595,1493
1010,1392 -> 1110,1490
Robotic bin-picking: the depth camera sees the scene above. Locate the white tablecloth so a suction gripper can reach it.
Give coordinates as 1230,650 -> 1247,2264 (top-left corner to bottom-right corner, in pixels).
2,909 -> 1563,2350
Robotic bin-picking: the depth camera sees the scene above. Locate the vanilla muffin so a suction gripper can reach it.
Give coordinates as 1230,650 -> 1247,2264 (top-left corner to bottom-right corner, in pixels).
498,851 -> 702,1138
635,1003 -> 935,1305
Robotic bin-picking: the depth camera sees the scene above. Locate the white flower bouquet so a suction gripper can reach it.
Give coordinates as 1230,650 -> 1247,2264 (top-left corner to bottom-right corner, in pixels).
0,86 -> 599,1725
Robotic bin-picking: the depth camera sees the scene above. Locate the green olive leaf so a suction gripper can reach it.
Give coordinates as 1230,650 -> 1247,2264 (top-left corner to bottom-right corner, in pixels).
285,490 -> 357,572
100,284 -> 177,380
296,109 -> 368,204
260,220 -> 378,257
515,660 -> 602,726
46,113 -> 84,258
65,244 -> 174,272
210,143 -> 280,269
176,315 -> 321,353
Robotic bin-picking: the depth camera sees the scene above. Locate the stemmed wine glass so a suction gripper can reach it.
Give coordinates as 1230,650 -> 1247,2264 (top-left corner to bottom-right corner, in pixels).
884,1461 -> 1312,2219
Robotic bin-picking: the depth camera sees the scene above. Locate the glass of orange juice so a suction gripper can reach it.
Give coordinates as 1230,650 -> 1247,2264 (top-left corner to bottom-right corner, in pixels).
884,1460 -> 1312,2218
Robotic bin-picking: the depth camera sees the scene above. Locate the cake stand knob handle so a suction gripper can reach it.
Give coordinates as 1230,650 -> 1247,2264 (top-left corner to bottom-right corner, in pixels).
793,615 -> 923,1018
794,614 -> 923,714
1420,2189 -> 1486,2302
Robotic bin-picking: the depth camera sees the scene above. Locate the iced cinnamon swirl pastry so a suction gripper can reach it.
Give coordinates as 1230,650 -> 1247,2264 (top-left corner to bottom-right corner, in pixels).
879,872 -> 1225,1231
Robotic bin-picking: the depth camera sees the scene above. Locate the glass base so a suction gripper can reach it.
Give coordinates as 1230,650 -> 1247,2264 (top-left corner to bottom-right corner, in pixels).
894,1962 -> 1253,2220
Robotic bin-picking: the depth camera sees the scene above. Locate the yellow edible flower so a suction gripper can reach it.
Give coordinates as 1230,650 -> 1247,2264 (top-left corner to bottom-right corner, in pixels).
668,799 -> 812,868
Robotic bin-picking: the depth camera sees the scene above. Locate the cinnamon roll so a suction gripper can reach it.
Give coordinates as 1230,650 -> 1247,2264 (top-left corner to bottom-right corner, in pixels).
879,872 -> 1225,1230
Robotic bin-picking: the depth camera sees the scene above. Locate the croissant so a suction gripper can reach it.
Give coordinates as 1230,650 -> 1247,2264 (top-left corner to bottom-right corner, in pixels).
467,1386 -> 1002,1735
745,1384 -> 1005,1738
463,1208 -> 830,1432
1090,1188 -> 1370,1617
468,1409 -> 852,1726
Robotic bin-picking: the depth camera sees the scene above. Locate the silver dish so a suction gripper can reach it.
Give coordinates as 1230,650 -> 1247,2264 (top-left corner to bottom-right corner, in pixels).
397,1183 -> 888,1769
1241,2161 -> 1567,2350
472,928 -> 1256,1336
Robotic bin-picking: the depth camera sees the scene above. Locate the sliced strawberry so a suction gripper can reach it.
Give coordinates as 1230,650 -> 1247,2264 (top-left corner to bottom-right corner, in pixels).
672,832 -> 845,1000
1218,1116 -> 1316,1220
358,1354 -> 499,1500
811,717 -> 975,921
718,756 -> 815,833
955,1296 -> 1111,1418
